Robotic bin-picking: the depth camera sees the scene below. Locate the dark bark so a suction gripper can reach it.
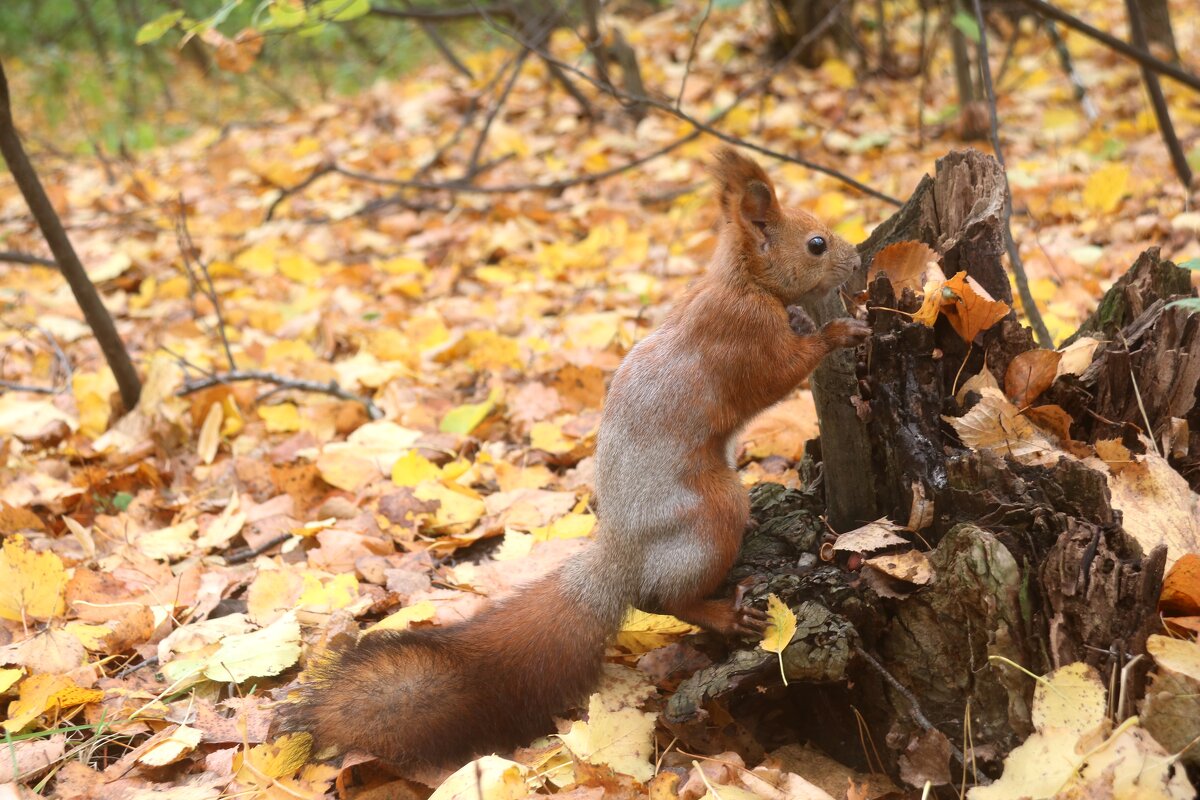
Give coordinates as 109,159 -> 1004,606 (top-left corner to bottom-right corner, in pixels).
768,0 -> 856,68
1135,0 -> 1180,63
0,60 -> 141,410
809,149 -> 1011,530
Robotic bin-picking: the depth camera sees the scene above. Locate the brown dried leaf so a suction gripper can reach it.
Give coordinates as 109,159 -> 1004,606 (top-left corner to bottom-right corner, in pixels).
944,388 -> 1059,466
1004,349 -> 1062,408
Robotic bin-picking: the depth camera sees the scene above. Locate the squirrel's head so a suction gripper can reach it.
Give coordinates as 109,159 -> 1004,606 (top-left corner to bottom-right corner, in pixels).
710,147 -> 860,304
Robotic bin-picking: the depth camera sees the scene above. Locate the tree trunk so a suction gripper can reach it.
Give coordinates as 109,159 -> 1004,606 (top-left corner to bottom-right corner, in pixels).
1135,0 -> 1180,63
767,0 -> 856,68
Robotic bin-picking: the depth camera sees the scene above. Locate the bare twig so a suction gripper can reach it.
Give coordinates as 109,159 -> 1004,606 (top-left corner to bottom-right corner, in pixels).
0,250 -> 57,268
370,3 -> 514,22
971,0 -> 1053,348
676,0 -> 714,109
401,0 -> 475,79
0,380 -> 58,395
854,645 -> 970,771
225,532 -> 292,565
177,370 -> 383,420
1013,0 -> 1200,93
265,163 -> 336,221
1044,21 -> 1097,121
472,0 -> 902,204
175,201 -> 236,371
466,47 -> 530,176
0,59 -> 141,409
1123,0 -> 1193,189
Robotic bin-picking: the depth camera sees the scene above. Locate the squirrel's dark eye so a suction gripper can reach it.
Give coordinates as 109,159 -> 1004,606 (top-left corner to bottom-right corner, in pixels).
807,236 -> 827,256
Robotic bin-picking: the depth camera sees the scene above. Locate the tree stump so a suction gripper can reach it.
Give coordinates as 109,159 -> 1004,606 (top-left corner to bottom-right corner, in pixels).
664,149 -> 1200,788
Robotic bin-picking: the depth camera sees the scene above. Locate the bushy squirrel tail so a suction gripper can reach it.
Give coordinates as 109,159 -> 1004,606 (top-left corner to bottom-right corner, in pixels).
274,565 -> 625,766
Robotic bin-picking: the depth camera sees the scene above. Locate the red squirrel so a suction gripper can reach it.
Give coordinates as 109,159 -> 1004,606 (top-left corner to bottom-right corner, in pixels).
274,148 -> 868,767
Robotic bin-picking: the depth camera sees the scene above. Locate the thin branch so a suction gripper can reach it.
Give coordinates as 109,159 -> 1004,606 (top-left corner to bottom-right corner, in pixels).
0,250 -> 57,268
854,645 -> 970,771
1122,0 -> 1193,189
401,0 -> 475,79
0,58 -> 142,410
971,0 -> 1053,348
676,0 -> 713,109
175,200 -> 237,371
1044,20 -> 1098,121
472,0 -> 902,204
0,380 -> 58,395
265,163 -> 335,222
466,48 -> 530,176
370,3 -> 513,21
1013,0 -> 1200,94
177,369 -> 383,420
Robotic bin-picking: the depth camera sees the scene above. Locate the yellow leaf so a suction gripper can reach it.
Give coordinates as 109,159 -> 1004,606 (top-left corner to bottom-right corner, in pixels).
392,450 -> 442,487
378,256 -> 427,275
221,395 -> 244,437
1083,162 -> 1131,214
197,400 -> 223,465
0,536 -> 67,622
367,600 -> 437,633
760,594 -> 797,686
0,669 -> 21,694
415,482 -> 486,532
616,609 -> 698,653
64,622 -> 113,651
4,674 -> 103,733
834,215 -> 867,243
820,58 -> 856,90
247,569 -> 304,625
236,733 -> 311,783
297,573 -> 358,614
202,612 -> 301,683
531,512 -> 596,541
559,693 -> 656,782
72,370 -> 116,438
265,340 -> 317,362
440,389 -> 499,435
278,254 -> 322,284
529,421 -> 573,454
259,403 -> 302,433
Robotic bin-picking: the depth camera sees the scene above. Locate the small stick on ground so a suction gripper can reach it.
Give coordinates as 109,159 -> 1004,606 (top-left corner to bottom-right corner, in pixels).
177,369 -> 383,420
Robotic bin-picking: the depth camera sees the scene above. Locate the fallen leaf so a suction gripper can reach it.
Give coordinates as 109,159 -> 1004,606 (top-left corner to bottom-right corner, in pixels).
832,518 -> 910,553
0,536 -> 67,622
1104,447 -> 1200,569
760,594 -> 797,686
944,388 -> 1059,466
1004,349 -> 1062,408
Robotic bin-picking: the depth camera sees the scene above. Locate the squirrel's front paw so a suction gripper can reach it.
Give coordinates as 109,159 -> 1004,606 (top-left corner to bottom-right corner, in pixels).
821,318 -> 871,349
787,305 -> 818,336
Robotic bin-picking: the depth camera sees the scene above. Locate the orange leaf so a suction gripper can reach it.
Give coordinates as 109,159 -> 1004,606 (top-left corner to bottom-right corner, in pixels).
1023,404 -> 1074,443
939,271 -> 1011,343
1160,553 -> 1200,617
871,241 -> 941,294
1004,349 -> 1063,408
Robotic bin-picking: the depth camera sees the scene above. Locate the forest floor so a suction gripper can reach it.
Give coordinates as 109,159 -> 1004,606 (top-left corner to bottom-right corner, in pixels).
0,0 -> 1197,797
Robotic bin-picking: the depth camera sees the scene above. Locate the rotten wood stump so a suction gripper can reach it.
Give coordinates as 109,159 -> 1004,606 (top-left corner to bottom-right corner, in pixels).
664,149 -> 1199,788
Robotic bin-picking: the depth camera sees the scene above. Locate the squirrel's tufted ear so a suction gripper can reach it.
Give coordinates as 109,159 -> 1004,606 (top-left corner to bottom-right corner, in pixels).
710,148 -> 780,233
